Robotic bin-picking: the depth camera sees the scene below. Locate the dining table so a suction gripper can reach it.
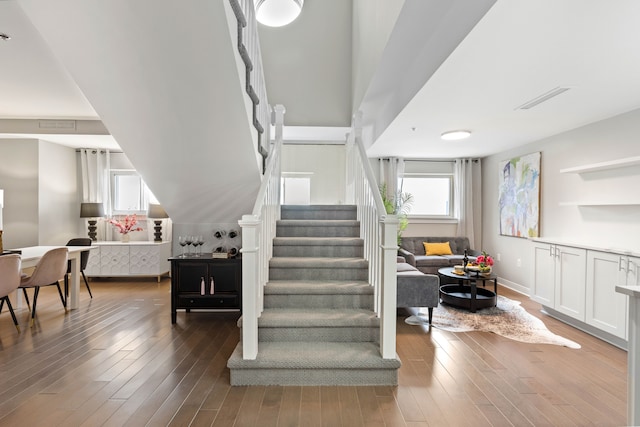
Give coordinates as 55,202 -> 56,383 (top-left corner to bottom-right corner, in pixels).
14,245 -> 95,310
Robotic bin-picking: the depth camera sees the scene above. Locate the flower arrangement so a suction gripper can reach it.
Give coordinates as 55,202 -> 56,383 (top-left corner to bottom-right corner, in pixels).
108,214 -> 143,235
476,251 -> 495,272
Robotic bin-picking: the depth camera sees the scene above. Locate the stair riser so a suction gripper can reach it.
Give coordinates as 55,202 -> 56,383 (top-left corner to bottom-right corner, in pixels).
281,207 -> 357,221
269,267 -> 368,281
230,368 -> 398,386
241,327 -> 379,343
264,294 -> 373,310
272,245 -> 364,258
276,225 -> 360,238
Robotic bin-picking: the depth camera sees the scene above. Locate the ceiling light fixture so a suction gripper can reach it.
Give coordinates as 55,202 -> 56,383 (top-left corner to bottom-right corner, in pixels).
441,130 -> 471,141
0,33 -> 11,41
255,0 -> 304,27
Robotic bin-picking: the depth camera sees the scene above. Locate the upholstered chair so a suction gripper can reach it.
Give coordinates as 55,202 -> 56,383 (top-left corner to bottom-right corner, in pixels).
65,238 -> 93,298
0,254 -> 22,332
19,247 -> 69,326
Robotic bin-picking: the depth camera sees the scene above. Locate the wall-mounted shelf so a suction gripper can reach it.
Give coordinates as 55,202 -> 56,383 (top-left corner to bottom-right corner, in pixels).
559,201 -> 640,207
560,156 -> 640,174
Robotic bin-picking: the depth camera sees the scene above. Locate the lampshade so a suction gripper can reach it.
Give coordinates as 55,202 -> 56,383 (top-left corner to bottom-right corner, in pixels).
80,202 -> 104,218
255,0 -> 303,27
147,204 -> 169,219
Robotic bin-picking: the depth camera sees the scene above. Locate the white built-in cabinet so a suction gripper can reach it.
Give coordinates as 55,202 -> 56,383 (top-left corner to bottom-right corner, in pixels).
85,241 -> 171,281
585,251 -> 637,340
533,238 -> 640,345
532,242 -> 586,321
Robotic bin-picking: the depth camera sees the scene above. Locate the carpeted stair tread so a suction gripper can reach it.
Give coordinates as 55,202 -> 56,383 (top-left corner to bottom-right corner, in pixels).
265,280 -> 372,295
282,205 -> 357,212
273,237 -> 364,246
270,257 -> 368,268
280,205 -> 357,221
241,308 -> 379,328
227,341 -> 400,370
277,219 -> 360,227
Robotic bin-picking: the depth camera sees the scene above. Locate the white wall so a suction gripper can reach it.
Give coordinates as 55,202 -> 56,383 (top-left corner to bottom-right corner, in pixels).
282,144 -> 346,204
351,0 -> 404,112
0,139 -> 39,247
38,141 -> 77,245
0,139 -> 77,248
482,107 -> 640,293
259,0 -> 353,126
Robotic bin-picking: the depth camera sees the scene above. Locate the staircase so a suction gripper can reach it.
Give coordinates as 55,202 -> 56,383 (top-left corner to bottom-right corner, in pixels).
227,205 -> 401,385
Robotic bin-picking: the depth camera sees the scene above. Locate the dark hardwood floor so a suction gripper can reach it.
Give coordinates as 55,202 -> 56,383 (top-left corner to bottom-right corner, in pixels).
0,278 -> 627,426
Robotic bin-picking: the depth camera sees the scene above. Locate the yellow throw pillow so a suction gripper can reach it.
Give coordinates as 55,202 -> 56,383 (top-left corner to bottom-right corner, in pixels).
423,242 -> 453,256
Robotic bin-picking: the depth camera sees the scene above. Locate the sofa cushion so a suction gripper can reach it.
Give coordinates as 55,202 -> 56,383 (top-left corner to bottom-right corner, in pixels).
414,255 -> 448,267
397,262 -> 419,273
442,254 -> 472,266
400,236 -> 473,256
423,241 -> 453,256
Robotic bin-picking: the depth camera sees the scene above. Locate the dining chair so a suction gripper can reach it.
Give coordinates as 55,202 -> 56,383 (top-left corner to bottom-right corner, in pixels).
65,238 -> 93,298
19,247 -> 69,326
0,254 -> 22,332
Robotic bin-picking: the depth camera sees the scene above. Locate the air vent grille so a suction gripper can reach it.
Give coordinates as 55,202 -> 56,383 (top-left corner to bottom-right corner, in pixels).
516,87 -> 571,110
38,120 -> 77,130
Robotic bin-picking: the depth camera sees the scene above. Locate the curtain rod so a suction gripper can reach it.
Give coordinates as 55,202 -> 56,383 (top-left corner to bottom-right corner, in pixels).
379,158 -> 479,163
75,149 -> 123,154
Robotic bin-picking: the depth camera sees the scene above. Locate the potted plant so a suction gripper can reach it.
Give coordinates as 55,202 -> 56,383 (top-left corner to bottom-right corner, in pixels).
379,183 -> 413,245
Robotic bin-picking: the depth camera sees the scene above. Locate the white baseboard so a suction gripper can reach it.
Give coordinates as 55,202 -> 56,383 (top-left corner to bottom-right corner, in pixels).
496,276 -> 529,296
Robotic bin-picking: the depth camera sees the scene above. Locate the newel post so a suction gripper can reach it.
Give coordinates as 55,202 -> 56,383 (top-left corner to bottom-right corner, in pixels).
380,215 -> 399,359
239,214 -> 261,359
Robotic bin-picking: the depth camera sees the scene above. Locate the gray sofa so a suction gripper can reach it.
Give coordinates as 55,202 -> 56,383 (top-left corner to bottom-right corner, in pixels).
398,236 -> 479,275
397,257 -> 439,324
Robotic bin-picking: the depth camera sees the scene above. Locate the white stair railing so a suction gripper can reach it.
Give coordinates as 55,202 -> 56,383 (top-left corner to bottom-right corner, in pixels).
346,112 -> 399,360
238,105 -> 285,359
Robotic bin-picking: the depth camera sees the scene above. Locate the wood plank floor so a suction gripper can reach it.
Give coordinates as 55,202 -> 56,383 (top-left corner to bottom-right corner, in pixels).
0,278 -> 627,426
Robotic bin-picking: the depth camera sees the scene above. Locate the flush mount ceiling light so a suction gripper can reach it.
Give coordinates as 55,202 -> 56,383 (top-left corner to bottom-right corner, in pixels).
255,0 -> 304,27
441,130 -> 471,141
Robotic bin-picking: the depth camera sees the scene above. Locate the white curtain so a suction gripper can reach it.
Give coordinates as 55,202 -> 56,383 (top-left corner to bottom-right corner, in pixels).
378,157 -> 405,210
80,149 -> 110,240
455,159 -> 482,249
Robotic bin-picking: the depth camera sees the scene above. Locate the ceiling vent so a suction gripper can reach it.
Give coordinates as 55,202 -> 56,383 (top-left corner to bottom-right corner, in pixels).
38,120 -> 76,130
516,87 -> 571,110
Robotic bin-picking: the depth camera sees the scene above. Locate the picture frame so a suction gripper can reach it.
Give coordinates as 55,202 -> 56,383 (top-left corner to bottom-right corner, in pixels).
498,152 -> 541,238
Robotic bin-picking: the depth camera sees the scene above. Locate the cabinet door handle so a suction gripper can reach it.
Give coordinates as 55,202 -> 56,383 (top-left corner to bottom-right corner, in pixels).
619,257 -> 625,272
549,246 -> 554,257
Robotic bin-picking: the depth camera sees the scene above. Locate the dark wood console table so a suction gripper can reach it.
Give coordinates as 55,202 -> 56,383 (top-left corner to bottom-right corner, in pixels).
170,255 -> 242,323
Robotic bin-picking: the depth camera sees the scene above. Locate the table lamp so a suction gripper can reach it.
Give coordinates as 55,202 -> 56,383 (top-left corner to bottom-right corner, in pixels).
147,204 -> 169,242
80,202 -> 105,241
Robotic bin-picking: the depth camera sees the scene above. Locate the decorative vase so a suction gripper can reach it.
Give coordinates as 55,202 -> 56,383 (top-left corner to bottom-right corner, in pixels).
121,233 -> 130,243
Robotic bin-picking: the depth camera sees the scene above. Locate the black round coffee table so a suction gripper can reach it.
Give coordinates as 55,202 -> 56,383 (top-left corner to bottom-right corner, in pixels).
438,267 -> 498,312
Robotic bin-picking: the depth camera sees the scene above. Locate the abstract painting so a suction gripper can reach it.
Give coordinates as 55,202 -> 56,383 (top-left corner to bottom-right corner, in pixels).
498,152 -> 541,238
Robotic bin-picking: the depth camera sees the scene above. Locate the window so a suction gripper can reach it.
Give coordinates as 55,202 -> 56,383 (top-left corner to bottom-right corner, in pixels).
402,174 -> 453,217
111,170 -> 158,214
400,160 -> 455,220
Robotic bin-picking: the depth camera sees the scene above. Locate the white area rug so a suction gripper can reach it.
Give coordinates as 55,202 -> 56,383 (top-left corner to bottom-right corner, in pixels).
405,295 -> 581,349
